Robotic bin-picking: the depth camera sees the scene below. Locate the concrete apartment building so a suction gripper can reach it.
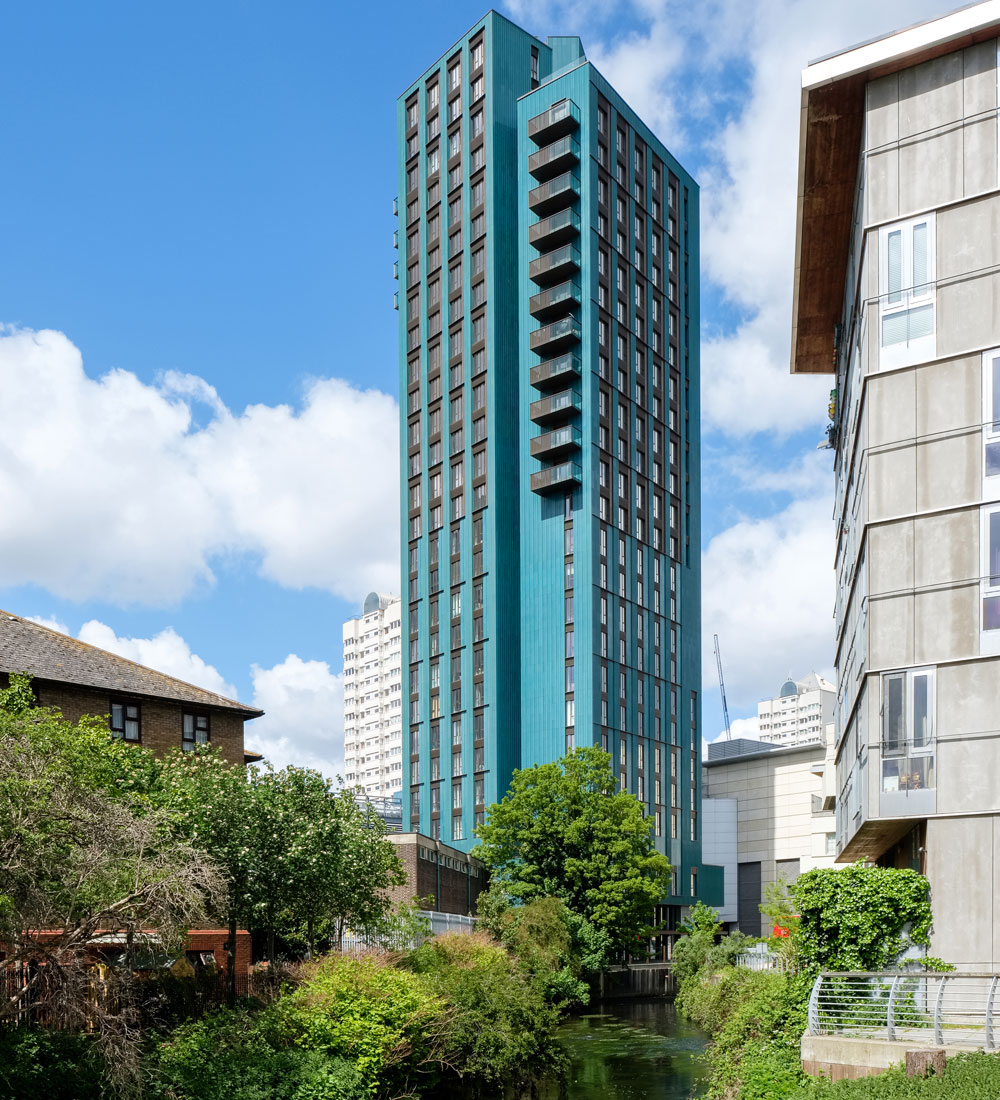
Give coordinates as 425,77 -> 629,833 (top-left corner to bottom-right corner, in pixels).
396,11 -> 711,916
343,592 -> 403,798
792,2 -> 1000,968
0,611 -> 262,764
757,673 -> 836,747
702,734 -> 837,937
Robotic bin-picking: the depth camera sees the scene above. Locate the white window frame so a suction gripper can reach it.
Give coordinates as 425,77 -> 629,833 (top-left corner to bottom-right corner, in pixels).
878,213 -> 935,370
981,503 -> 1000,655
983,348 -> 1000,498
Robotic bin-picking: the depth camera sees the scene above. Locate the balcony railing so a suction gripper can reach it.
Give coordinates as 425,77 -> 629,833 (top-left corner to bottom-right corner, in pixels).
528,134 -> 580,180
527,98 -> 580,144
529,244 -> 580,286
529,352 -> 581,390
529,316 -> 582,355
529,424 -> 581,459
528,208 -> 581,250
528,388 -> 582,425
529,280 -> 581,320
528,171 -> 580,216
530,461 -> 582,494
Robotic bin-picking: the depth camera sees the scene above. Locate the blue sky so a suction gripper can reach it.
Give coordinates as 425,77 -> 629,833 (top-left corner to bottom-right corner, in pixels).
0,0 -> 949,770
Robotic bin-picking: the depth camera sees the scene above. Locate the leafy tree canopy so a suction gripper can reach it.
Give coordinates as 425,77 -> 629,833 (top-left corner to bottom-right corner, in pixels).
472,746 -> 670,951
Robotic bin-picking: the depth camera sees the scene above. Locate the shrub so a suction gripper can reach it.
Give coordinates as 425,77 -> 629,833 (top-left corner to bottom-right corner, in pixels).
404,931 -> 565,1088
0,1027 -> 104,1100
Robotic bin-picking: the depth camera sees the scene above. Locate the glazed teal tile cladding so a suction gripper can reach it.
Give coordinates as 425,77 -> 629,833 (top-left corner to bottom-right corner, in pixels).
397,11 -> 717,908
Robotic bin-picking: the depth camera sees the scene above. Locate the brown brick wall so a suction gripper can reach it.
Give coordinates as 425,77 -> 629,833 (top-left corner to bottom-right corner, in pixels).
36,681 -> 248,765
386,833 -> 487,916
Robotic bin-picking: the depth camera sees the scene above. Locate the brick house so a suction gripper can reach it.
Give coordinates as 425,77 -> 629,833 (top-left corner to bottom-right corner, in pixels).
0,611 -> 263,763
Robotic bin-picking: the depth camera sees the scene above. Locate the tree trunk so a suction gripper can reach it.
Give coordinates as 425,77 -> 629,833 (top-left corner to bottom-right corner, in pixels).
227,912 -> 237,1007
306,917 -> 315,958
267,924 -> 275,965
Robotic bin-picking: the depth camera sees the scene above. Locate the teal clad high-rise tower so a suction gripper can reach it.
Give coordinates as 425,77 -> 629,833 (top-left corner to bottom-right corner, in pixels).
397,12 -> 706,914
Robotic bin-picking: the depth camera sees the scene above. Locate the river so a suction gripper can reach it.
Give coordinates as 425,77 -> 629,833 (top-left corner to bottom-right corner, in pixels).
542,1001 -> 709,1100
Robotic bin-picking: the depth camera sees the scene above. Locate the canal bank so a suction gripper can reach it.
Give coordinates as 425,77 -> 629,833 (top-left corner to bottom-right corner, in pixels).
543,1001 -> 709,1100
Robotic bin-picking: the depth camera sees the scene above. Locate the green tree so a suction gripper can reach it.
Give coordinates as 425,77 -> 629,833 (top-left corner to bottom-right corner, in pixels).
472,746 -> 670,953
0,680 -> 221,1089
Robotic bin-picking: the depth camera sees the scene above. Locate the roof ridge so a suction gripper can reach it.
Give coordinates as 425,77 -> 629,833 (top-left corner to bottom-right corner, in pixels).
0,610 -> 261,715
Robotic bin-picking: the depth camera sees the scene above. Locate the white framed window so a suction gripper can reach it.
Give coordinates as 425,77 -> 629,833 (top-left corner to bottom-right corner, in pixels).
878,214 -> 935,369
981,504 -> 1000,655
880,666 -> 935,794
983,348 -> 1000,494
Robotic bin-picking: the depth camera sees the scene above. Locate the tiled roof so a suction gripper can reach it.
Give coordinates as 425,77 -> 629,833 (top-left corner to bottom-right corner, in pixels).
0,611 -> 263,717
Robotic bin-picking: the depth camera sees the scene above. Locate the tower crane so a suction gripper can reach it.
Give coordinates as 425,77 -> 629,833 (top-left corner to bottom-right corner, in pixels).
713,633 -> 732,741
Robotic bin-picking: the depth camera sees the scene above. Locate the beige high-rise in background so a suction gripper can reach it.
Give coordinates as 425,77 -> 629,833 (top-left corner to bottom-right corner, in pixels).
791,0 -> 1000,970
343,592 -> 403,797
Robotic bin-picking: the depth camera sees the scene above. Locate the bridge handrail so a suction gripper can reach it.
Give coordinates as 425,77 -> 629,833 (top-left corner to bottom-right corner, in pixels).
808,970 -> 1000,1050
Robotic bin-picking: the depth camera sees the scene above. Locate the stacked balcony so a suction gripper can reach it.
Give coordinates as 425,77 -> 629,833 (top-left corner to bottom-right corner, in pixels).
526,99 -> 583,496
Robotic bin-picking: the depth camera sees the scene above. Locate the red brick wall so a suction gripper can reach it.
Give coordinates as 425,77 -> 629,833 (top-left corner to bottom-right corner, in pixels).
36,681 -> 248,764
186,929 -> 251,983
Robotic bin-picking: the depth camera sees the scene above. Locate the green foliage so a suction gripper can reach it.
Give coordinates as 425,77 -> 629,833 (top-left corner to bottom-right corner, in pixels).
403,932 -> 565,1087
671,927 -> 717,984
474,891 -> 609,1006
0,1027 -> 105,1100
791,864 -> 934,972
678,967 -> 811,1100
790,1052 -> 1000,1099
149,1005 -> 368,1100
472,746 -> 670,951
0,671 -> 39,716
681,900 -> 723,937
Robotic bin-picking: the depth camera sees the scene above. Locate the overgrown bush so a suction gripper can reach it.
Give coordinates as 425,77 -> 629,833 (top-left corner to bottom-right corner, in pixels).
404,931 -> 565,1087
0,1027 -> 104,1100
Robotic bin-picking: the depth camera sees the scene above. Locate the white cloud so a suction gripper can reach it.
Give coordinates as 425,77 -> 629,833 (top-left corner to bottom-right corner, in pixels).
26,615 -> 70,635
0,326 -> 400,607
702,492 -> 836,713
248,655 -> 345,777
76,620 -> 237,699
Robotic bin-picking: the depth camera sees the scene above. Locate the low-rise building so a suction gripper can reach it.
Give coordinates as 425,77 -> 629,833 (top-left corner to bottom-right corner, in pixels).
0,612 -> 262,763
386,833 -> 486,917
702,732 -> 836,937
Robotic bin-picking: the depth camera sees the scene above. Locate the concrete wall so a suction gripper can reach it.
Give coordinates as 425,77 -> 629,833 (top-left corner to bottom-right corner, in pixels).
704,744 -> 835,937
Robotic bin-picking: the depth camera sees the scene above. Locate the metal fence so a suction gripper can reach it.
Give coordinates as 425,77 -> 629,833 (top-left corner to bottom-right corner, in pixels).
735,951 -> 797,973
808,971 -> 1000,1049
339,910 -> 476,955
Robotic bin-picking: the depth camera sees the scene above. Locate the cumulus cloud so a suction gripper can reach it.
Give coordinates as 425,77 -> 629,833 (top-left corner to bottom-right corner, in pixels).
76,621 -> 237,699
248,655 -> 345,777
702,492 -> 835,713
26,615 -> 70,634
0,326 -> 399,607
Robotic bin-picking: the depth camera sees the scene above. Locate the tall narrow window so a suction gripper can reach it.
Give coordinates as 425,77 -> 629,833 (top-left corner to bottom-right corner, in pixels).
983,349 -> 1000,484
879,214 -> 935,368
982,505 -> 1000,649
182,712 -> 210,750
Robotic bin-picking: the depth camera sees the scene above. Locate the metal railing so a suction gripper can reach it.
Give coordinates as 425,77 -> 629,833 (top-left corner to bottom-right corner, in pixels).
736,951 -> 796,973
340,911 -> 476,956
808,971 -> 1000,1049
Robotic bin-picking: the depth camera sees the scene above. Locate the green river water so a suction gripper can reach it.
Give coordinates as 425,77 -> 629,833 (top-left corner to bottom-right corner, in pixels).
541,1001 -> 710,1100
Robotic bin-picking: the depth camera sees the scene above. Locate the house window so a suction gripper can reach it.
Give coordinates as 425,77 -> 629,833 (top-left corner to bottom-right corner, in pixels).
182,712 -> 210,750
880,667 -> 935,793
879,214 -> 935,369
982,505 -> 1000,652
110,700 -> 140,742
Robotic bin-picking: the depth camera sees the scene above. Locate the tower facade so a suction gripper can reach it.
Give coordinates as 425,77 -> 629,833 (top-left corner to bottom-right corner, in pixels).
342,592 -> 403,798
396,12 -> 704,910
792,5 -> 1000,968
